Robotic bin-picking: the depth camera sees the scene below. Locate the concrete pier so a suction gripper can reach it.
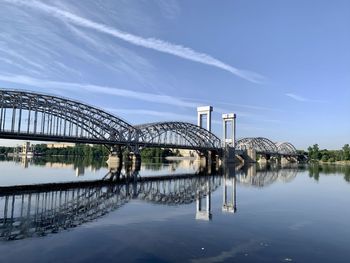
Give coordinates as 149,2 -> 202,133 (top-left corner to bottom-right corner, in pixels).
242,148 -> 257,163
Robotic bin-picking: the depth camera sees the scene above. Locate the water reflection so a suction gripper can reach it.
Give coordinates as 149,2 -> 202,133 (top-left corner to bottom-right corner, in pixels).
0,174 -> 221,240
308,163 -> 350,182
236,163 -> 299,187
0,157 -> 349,242
222,165 -> 237,213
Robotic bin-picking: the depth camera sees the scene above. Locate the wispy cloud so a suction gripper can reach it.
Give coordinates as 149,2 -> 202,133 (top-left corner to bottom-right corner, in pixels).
4,0 -> 264,83
286,93 -> 327,103
0,74 -> 197,108
285,93 -> 308,102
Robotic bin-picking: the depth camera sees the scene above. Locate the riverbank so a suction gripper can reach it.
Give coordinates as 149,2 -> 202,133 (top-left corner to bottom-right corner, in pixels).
318,160 -> 350,166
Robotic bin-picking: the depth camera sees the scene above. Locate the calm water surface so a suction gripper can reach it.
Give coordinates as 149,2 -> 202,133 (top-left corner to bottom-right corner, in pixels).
0,157 -> 349,263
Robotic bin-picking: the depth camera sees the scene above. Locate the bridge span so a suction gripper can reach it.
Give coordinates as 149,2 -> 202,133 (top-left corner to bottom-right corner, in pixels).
0,89 -> 303,164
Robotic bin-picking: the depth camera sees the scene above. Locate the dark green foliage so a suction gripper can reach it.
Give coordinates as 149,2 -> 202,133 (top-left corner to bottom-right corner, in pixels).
343,144 -> 350,161
0,147 -> 13,155
140,148 -> 180,160
307,144 -> 350,162
34,144 -> 109,157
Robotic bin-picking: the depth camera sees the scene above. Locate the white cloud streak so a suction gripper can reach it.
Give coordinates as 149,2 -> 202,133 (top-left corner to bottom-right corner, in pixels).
4,0 -> 264,83
286,93 -> 327,103
0,74 -> 197,108
285,93 -> 307,102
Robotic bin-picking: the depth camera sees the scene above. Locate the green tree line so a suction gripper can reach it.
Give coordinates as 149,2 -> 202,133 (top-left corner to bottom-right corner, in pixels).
140,148 -> 181,160
2,143 -> 181,160
308,144 -> 350,162
34,144 -> 109,158
0,147 -> 13,155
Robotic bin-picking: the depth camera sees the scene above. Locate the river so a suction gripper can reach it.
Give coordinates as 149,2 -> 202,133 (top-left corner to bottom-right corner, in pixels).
0,157 -> 349,262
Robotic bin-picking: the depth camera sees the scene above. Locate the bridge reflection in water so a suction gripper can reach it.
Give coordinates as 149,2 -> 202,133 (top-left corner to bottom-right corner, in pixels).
0,164 -> 299,241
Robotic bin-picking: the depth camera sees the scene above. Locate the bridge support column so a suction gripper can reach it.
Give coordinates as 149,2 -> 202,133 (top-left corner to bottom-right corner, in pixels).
243,148 -> 256,163
281,156 -> 298,164
107,146 -> 123,172
207,151 -> 213,174
269,155 -> 279,163
198,152 -> 207,168
258,154 -> 269,164
198,150 -> 217,173
223,146 -> 236,163
130,153 -> 141,172
281,156 -> 289,164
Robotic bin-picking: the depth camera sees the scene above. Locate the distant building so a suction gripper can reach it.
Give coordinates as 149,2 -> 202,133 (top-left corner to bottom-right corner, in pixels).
10,142 -> 34,158
177,149 -> 198,158
47,143 -> 75,149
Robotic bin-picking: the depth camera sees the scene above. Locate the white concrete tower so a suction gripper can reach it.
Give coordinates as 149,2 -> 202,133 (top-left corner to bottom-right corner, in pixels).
222,113 -> 236,147
197,106 -> 213,132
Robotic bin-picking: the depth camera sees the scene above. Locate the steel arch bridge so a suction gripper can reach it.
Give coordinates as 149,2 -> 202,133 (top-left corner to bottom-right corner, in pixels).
236,137 -> 278,155
236,137 -> 298,156
136,122 -> 221,150
0,90 -> 221,151
275,142 -> 298,156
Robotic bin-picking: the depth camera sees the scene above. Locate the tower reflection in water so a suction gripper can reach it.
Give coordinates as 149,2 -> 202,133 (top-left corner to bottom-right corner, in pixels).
222,165 -> 237,214
195,164 -> 237,221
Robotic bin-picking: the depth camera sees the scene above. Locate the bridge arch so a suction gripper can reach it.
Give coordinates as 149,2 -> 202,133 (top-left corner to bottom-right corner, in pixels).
276,142 -> 297,155
0,90 -> 223,151
0,89 -> 137,144
236,137 -> 278,154
136,122 -> 221,150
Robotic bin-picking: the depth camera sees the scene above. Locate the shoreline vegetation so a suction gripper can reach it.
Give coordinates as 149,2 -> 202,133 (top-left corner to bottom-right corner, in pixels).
318,160 -> 350,165
307,144 -> 350,164
0,144 -> 181,161
1,143 -> 350,165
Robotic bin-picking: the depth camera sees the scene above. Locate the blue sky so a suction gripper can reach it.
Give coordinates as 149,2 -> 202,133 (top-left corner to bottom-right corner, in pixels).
0,0 -> 349,149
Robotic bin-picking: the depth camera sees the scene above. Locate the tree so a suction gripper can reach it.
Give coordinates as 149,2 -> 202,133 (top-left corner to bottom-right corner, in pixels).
343,144 -> 350,161
308,144 -> 320,160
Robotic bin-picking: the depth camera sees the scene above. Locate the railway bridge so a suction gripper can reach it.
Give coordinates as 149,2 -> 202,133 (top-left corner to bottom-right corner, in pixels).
0,89 -> 303,165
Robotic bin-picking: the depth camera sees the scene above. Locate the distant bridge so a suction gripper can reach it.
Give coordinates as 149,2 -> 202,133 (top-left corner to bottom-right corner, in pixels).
236,137 -> 298,157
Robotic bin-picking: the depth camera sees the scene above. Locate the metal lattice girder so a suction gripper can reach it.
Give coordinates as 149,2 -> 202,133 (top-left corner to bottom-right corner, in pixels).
236,137 -> 278,154
236,137 -> 298,156
0,89 -> 223,150
275,142 -> 297,155
0,89 -> 137,143
135,121 -> 222,150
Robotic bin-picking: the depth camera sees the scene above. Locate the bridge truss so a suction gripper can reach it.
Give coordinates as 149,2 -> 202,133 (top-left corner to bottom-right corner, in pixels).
0,90 -> 221,151
236,137 -> 298,156
0,89 -> 299,156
